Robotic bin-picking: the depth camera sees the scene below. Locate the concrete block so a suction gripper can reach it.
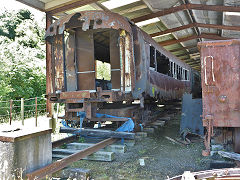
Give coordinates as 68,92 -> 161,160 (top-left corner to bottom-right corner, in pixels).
0,127 -> 52,179
55,168 -> 91,180
67,142 -> 126,153
143,127 -> 155,133
151,120 -> 165,127
158,117 -> 171,121
211,144 -> 224,151
53,149 -> 114,161
135,132 -> 147,140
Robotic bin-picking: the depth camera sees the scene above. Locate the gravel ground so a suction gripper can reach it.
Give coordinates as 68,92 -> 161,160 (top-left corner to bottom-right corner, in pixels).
67,109 -> 211,180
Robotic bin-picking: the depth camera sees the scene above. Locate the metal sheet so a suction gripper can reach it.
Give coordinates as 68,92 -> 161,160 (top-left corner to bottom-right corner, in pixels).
180,93 -> 204,136
45,11 -> 133,41
76,30 -> 95,90
65,32 -> 77,91
110,30 -> 121,89
53,35 -> 64,91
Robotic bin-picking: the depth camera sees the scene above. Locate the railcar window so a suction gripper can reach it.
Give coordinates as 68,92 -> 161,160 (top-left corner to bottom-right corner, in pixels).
176,64 -> 180,80
169,61 -> 173,77
173,62 -> 176,79
150,46 -> 155,69
184,70 -> 187,80
180,67 -> 183,80
156,50 -> 169,75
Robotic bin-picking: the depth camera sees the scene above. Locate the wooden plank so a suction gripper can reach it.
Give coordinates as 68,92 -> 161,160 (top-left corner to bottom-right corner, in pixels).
27,138 -> 117,180
169,45 -> 197,53
52,135 -> 77,148
218,151 -> 240,161
132,3 -> 240,23
58,116 -> 128,121
60,127 -> 135,139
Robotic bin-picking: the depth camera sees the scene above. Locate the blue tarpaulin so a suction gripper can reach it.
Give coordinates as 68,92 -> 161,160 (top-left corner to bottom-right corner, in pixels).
61,112 -> 134,132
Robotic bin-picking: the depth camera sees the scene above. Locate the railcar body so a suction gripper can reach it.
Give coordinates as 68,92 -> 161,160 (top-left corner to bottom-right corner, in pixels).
198,39 -> 240,155
45,11 -> 194,125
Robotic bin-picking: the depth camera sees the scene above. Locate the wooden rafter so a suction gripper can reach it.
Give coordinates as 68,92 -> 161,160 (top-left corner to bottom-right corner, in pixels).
132,3 -> 240,23
159,33 -> 231,46
16,0 -> 45,11
47,0 -> 100,15
175,50 -> 199,57
151,23 -> 240,37
169,45 -> 197,52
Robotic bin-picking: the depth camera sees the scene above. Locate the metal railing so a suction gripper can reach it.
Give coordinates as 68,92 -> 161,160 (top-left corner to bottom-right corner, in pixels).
0,96 -> 47,126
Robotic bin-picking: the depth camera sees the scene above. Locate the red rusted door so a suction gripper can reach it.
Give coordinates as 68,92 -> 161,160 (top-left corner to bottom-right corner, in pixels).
199,40 -> 240,127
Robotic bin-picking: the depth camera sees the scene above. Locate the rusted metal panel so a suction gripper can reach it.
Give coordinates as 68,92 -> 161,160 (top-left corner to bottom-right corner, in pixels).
60,91 -> 90,99
45,11 -> 132,40
46,13 -> 53,117
149,70 -> 190,100
76,30 -> 95,90
169,168 -> 240,180
53,35 -> 65,91
198,39 -> 240,128
65,32 -> 77,91
110,30 -> 121,90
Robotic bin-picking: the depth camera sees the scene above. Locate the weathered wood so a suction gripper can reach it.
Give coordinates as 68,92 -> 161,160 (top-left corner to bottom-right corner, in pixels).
53,148 -> 114,161
52,135 -> 77,148
164,136 -> 184,146
218,151 -> 240,161
67,142 -> 126,153
60,127 -> 135,139
151,120 -> 165,127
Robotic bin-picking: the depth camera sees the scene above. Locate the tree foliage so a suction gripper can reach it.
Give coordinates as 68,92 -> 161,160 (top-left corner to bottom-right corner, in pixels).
0,9 -> 46,101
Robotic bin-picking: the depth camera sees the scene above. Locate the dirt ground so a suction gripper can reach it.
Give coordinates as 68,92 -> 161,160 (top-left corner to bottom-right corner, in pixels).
67,109 -> 211,180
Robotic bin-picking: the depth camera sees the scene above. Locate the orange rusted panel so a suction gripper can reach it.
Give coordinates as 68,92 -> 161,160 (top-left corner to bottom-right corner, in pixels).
198,39 -> 240,127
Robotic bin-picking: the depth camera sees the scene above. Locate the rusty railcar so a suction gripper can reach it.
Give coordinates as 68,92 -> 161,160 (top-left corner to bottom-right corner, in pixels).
45,11 -> 193,126
198,39 -> 240,155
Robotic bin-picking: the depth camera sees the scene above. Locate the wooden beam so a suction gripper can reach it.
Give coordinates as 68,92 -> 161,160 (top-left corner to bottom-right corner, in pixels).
175,51 -> 199,57
151,23 -> 240,37
159,33 -> 231,46
60,127 -> 135,139
46,13 -> 53,117
132,3 -> 240,23
16,0 -> 45,11
47,0 -> 100,15
151,23 -> 194,37
169,45 -> 197,52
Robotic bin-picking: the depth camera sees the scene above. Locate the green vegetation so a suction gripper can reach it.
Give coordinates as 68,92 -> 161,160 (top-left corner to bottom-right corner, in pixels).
0,9 -> 46,119
96,60 -> 111,80
0,9 -> 45,101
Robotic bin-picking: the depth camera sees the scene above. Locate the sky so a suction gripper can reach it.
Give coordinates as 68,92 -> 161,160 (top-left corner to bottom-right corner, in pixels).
1,0 -> 45,23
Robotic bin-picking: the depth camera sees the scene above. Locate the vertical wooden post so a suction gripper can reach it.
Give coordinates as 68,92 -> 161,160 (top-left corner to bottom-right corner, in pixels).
21,98 -> 24,125
46,13 -> 53,118
35,97 -> 38,127
9,100 -> 13,125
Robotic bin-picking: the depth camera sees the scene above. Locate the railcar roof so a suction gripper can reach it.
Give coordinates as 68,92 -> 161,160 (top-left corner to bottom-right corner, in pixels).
17,0 -> 240,71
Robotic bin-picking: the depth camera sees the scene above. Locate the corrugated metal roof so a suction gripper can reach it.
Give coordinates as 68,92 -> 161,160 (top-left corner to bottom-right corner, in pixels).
16,0 -> 240,70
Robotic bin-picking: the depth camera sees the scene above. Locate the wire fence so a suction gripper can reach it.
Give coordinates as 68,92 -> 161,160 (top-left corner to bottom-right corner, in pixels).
0,96 -> 47,125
